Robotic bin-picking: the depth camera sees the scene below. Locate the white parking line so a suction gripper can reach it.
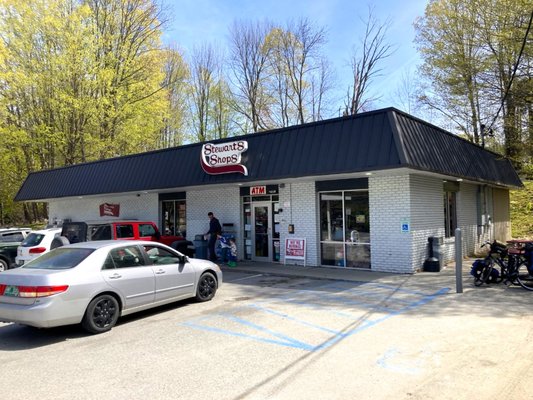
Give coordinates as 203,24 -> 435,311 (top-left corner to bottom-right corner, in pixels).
227,274 -> 264,283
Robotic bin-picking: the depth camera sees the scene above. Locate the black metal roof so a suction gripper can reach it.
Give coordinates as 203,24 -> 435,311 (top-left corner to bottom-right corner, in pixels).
15,108 -> 522,201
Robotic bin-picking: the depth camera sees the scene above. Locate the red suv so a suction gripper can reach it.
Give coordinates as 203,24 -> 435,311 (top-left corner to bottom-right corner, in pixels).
52,221 -> 195,256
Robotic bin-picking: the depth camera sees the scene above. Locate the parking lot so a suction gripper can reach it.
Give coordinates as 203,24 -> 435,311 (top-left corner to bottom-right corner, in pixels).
1,266 -> 533,400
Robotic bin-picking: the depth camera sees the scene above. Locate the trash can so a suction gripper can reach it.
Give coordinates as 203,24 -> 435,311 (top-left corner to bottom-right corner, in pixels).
194,234 -> 208,260
423,236 -> 444,272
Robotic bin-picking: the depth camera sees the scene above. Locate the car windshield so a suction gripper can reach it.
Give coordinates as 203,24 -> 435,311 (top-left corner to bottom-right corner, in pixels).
21,233 -> 45,247
22,248 -> 94,270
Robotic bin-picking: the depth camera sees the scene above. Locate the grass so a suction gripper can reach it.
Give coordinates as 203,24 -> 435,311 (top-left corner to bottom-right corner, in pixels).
510,180 -> 533,239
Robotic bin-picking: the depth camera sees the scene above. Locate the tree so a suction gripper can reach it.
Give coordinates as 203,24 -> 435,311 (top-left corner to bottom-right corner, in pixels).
187,43 -> 236,141
476,1 -> 532,163
415,0 -> 533,171
310,57 -> 334,122
391,69 -> 417,115
0,0 -> 180,223
228,20 -> 273,133
266,19 -> 330,126
86,0 -> 169,159
344,9 -> 394,115
159,46 -> 189,148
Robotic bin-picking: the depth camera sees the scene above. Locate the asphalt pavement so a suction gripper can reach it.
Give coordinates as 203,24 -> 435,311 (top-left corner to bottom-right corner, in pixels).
2,258 -> 532,400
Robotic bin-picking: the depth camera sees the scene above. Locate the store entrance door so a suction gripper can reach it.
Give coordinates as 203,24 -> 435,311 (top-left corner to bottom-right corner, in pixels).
252,202 -> 271,261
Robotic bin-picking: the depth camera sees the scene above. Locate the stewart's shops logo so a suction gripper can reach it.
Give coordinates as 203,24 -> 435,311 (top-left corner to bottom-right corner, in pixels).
200,140 -> 248,176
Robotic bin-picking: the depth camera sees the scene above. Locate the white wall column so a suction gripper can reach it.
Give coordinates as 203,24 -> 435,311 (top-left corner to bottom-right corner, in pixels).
279,181 -> 318,266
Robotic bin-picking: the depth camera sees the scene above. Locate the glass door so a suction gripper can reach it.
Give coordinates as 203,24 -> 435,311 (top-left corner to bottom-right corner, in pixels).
344,191 -> 370,268
252,203 -> 271,261
319,192 -> 345,266
319,190 -> 370,268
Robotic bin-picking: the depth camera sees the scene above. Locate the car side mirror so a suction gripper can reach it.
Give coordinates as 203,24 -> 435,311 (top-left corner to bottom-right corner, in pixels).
179,255 -> 189,264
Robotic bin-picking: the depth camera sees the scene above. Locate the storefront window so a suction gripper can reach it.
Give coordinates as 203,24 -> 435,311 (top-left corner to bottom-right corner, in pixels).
162,200 -> 186,237
444,191 -> 457,237
319,190 -> 370,268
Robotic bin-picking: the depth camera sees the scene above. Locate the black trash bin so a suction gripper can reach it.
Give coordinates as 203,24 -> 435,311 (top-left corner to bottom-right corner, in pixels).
423,236 -> 444,272
194,234 -> 208,260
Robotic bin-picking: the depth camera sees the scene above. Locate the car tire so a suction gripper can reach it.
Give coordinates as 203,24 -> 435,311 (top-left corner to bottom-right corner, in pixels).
195,272 -> 217,302
50,236 -> 70,249
0,258 -> 8,272
81,294 -> 120,334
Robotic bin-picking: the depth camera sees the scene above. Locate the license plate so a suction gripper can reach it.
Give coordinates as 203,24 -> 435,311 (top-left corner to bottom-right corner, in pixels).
3,285 -> 19,297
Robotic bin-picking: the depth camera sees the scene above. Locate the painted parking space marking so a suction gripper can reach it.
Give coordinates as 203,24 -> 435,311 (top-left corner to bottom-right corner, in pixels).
181,280 -> 450,352
227,274 -> 264,283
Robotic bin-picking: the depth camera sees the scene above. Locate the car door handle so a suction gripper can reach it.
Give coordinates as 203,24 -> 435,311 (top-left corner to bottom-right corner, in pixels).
155,269 -> 166,274
108,273 -> 122,279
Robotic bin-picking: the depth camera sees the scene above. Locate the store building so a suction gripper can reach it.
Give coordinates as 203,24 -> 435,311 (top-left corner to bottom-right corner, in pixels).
15,108 -> 522,273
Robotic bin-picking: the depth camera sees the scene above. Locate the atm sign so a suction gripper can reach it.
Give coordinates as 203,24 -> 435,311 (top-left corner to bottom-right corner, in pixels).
250,186 -> 266,195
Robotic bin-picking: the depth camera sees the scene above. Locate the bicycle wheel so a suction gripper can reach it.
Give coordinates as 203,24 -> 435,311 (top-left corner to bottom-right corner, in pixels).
516,260 -> 533,291
474,261 -> 493,286
473,265 -> 485,286
504,256 -> 520,285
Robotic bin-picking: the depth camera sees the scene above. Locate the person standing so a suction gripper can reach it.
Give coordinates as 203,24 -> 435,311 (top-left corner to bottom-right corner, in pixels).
205,212 -> 222,262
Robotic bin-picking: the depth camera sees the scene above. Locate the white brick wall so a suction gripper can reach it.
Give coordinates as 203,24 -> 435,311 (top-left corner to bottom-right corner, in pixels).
456,183 -> 492,258
46,173 -> 504,274
186,186 -> 242,258
409,175 -> 445,271
49,193 -> 159,227
369,175 -> 413,273
279,181 -> 319,266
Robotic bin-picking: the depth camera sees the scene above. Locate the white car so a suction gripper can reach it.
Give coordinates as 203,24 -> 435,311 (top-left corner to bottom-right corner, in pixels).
0,228 -> 31,243
15,228 -> 62,266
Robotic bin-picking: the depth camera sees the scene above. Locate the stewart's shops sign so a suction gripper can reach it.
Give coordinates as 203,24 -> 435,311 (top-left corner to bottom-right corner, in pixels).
200,140 -> 248,176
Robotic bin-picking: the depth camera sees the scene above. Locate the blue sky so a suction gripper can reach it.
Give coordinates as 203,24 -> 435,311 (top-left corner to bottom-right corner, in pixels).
162,0 -> 428,116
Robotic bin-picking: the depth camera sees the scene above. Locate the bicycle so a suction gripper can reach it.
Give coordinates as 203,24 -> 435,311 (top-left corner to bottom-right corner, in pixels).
472,240 -> 511,287
506,240 -> 533,291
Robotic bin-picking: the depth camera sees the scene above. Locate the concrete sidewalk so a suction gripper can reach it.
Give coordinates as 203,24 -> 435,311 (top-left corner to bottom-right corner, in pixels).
219,259 -> 474,290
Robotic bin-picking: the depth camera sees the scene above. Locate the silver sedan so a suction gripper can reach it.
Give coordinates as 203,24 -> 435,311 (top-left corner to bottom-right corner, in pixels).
0,240 -> 222,333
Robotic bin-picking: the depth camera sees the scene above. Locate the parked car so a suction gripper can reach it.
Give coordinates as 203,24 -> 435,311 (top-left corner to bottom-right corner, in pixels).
15,228 -> 62,266
0,228 -> 31,243
52,221 -> 195,256
0,240 -> 222,333
0,242 -> 19,272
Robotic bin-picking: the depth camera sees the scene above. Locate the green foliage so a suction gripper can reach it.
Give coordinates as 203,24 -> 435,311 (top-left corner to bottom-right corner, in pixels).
0,0 -> 185,223
415,0 -> 533,167
510,180 -> 533,239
